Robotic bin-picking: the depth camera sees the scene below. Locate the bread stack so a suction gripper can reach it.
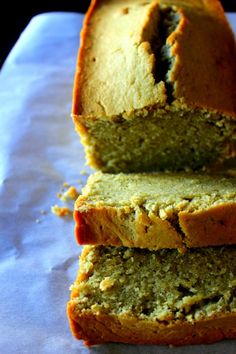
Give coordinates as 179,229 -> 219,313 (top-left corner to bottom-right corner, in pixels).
67,0 -> 236,346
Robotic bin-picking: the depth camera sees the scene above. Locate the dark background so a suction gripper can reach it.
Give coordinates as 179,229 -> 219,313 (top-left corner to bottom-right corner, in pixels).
0,0 -> 235,68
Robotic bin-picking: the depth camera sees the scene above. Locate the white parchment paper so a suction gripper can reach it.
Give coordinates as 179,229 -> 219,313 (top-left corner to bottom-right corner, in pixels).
0,12 -> 235,354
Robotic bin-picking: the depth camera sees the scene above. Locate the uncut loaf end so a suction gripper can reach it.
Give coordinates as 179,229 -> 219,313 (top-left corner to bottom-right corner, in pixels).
67,245 -> 236,345
74,172 -> 236,250
72,0 -> 236,173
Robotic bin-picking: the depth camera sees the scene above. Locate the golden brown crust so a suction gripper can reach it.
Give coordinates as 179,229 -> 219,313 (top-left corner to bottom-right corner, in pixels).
73,0 -> 166,117
74,206 -> 185,250
72,0 -> 236,118
180,202 -> 236,247
163,0 -> 236,116
74,201 -> 236,250
67,303 -> 236,345
72,0 -> 98,116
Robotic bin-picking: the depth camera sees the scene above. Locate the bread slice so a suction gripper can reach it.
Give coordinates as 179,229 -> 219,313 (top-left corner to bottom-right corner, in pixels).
72,0 -> 236,172
74,171 -> 236,250
67,245 -> 236,345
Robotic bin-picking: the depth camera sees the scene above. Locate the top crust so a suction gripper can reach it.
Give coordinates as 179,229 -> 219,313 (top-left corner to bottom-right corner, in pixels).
73,0 -> 236,118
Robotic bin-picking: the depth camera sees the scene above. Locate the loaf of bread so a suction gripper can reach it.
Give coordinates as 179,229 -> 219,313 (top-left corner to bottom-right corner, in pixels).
74,171 -> 236,250
67,245 -> 236,345
72,0 -> 236,173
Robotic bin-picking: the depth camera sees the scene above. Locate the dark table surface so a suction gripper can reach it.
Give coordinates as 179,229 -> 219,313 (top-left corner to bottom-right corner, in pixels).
0,0 -> 235,68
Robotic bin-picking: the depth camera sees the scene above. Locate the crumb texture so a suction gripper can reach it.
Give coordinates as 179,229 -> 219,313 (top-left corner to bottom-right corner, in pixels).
70,246 -> 236,319
68,246 -> 236,344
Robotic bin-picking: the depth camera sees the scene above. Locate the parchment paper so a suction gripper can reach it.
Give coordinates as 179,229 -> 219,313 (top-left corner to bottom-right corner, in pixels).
0,12 -> 235,354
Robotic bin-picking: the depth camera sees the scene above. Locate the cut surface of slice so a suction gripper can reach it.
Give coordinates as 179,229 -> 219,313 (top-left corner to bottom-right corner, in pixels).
68,245 -> 236,345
